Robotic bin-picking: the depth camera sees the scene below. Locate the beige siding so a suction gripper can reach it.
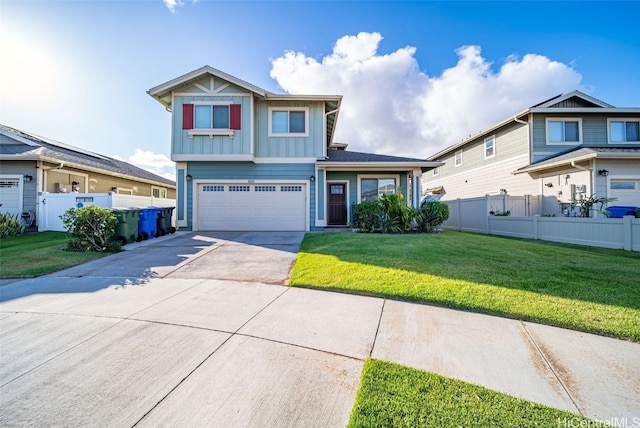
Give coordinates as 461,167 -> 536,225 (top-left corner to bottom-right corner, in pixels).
424,122 -> 531,199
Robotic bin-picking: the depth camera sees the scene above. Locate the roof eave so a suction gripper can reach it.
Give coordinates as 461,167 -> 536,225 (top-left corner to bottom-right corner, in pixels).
428,109 -> 530,160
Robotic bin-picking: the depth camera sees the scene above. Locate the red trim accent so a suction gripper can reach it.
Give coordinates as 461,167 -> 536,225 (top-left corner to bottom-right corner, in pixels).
182,104 -> 194,130
230,104 -> 241,130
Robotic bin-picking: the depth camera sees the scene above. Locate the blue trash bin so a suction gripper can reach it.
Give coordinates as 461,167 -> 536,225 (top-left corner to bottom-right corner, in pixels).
605,206 -> 638,218
136,207 -> 159,240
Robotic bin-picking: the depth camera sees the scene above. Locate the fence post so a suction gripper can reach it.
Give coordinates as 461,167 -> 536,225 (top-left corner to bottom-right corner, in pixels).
485,196 -> 490,234
533,215 -> 539,240
623,215 -> 633,251
457,198 -> 461,231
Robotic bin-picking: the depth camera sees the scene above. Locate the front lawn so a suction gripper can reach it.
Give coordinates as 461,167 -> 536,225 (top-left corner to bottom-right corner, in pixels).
0,232 -> 108,278
289,231 -> 640,342
348,359 -> 593,427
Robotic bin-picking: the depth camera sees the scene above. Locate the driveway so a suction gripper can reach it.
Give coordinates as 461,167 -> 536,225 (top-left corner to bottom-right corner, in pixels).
1,231 -> 639,426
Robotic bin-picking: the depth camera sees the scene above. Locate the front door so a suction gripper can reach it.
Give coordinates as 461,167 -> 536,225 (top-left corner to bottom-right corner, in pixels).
328,183 -> 347,225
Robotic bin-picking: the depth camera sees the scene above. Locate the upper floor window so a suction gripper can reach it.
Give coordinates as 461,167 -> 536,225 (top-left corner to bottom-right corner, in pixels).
608,119 -> 640,143
360,177 -> 397,202
546,118 -> 581,145
182,103 -> 241,132
195,105 -> 229,129
269,107 -> 308,137
455,150 -> 463,167
484,136 -> 495,159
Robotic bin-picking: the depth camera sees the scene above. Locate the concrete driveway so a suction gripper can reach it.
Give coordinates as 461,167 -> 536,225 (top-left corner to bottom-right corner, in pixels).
1,231 -> 639,427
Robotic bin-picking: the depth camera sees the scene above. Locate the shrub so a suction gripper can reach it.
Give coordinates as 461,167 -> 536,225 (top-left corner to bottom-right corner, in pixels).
60,206 -> 117,252
415,200 -> 450,233
0,213 -> 25,238
352,193 -> 414,234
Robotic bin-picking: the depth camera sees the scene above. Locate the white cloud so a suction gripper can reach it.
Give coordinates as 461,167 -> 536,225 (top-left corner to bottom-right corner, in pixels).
113,150 -> 176,182
163,0 -> 184,13
270,32 -> 583,158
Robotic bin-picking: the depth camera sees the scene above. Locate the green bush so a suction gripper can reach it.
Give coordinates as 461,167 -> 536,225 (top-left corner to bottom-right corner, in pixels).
60,206 -> 117,252
0,213 -> 25,238
352,193 -> 415,234
415,200 -> 450,233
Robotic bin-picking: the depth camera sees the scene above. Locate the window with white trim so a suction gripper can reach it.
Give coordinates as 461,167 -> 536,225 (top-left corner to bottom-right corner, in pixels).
433,167 -> 439,176
608,119 -> 640,143
152,187 -> 167,198
546,118 -> 581,144
361,177 -> 396,202
484,136 -> 495,159
455,150 -> 463,167
268,107 -> 308,136
195,105 -> 229,129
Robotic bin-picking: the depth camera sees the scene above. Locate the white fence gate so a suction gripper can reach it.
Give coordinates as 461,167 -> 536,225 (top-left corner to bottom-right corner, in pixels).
38,192 -> 176,232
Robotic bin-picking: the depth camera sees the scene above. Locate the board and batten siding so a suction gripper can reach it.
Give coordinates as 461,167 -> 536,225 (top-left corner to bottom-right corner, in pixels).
184,162 -> 316,229
254,100 -> 325,159
172,95 -> 252,157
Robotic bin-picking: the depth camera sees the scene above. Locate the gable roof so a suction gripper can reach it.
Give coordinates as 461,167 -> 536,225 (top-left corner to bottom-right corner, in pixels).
428,91 -> 640,160
318,149 -> 442,172
514,145 -> 640,175
148,66 -> 342,146
0,124 -> 175,187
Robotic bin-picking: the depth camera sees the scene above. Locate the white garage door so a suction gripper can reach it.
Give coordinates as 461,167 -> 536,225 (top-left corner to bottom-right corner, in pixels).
197,183 -> 307,231
0,178 -> 21,215
610,179 -> 640,206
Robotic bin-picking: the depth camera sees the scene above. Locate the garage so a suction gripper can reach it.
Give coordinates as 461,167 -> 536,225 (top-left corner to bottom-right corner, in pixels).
196,183 -> 307,231
610,178 -> 640,206
0,177 -> 22,215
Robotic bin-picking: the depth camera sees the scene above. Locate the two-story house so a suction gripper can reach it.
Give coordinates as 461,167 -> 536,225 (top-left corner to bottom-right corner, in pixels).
423,91 -> 640,215
148,66 -> 441,231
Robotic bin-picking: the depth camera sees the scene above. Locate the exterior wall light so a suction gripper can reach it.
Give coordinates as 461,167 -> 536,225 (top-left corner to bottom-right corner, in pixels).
23,174 -> 33,182
310,175 -> 315,183
598,169 -> 609,177
186,174 -> 193,181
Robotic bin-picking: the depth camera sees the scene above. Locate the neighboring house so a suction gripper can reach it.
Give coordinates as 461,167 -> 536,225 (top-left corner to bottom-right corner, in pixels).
147,66 -> 440,231
423,91 -> 640,215
0,124 -> 176,226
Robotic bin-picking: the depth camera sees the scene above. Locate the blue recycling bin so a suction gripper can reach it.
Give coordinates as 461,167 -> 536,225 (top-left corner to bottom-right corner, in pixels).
605,206 -> 638,218
136,207 -> 159,240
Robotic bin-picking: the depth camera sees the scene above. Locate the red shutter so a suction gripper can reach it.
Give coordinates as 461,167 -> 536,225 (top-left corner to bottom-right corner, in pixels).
182,104 -> 194,130
230,104 -> 241,130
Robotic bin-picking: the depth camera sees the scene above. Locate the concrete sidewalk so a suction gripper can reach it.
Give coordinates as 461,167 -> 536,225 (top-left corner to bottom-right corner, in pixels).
0,232 -> 638,426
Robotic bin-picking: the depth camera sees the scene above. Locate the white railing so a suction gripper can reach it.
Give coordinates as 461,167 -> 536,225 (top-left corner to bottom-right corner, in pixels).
37,192 -> 176,232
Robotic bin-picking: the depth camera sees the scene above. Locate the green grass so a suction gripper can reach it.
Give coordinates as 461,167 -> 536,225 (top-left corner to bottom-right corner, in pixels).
290,231 -> 640,342
0,232 -> 108,278
348,359 -> 594,427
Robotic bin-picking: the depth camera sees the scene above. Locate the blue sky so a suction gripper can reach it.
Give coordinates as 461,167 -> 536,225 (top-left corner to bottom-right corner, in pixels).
1,1 -> 639,181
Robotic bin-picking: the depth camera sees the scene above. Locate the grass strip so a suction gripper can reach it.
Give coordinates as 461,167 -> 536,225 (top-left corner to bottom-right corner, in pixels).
348,359 -> 595,428
290,231 -> 640,342
0,232 -> 107,278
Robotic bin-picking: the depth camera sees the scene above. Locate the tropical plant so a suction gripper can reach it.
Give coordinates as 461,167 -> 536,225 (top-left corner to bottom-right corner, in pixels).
352,193 -> 414,233
576,194 -> 616,218
415,200 -> 450,233
0,213 -> 26,238
60,206 -> 118,252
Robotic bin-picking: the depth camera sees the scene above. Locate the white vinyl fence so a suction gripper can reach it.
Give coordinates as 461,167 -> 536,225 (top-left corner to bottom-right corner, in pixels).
37,192 -> 176,232
443,196 -> 639,252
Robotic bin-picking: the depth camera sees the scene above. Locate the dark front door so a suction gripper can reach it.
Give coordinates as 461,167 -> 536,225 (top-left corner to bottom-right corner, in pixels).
328,183 -> 347,225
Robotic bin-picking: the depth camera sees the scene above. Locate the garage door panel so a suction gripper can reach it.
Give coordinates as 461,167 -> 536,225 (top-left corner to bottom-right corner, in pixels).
197,183 -> 306,231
